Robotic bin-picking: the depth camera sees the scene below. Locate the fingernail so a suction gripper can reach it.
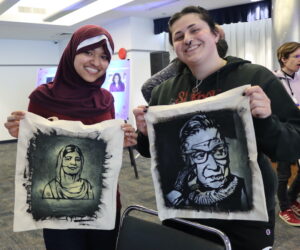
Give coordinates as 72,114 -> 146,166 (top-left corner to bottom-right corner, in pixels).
143,106 -> 149,113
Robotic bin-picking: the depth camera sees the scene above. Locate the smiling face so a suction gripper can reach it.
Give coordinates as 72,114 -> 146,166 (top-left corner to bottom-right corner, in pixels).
170,13 -> 219,67
184,127 -> 229,189
282,48 -> 300,75
62,151 -> 82,175
74,46 -> 109,83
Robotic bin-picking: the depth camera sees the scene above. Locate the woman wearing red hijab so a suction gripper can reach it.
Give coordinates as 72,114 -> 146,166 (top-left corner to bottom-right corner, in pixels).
4,25 -> 137,250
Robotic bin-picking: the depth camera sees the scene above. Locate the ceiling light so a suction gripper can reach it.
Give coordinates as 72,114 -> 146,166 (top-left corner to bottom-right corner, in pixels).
50,0 -> 134,26
0,0 -> 133,26
147,0 -> 179,11
43,0 -> 96,22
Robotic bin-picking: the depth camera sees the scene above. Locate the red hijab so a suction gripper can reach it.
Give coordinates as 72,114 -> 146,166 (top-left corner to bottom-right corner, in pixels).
29,25 -> 114,118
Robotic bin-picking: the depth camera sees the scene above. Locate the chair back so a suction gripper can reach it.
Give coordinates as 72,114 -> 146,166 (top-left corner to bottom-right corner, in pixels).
116,205 -> 231,250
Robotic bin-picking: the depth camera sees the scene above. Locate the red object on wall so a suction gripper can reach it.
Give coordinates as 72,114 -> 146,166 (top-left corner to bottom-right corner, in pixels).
118,48 -> 127,59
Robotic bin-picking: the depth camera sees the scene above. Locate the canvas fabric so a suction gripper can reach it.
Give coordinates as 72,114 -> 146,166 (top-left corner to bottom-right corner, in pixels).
145,86 -> 268,222
14,112 -> 124,231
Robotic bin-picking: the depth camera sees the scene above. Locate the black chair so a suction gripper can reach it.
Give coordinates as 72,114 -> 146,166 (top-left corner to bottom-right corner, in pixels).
116,205 -> 232,250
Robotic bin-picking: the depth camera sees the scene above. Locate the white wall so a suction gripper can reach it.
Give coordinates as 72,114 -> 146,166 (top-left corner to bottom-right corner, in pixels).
0,17 -> 167,141
104,16 -> 166,124
0,39 -> 59,141
103,17 -> 132,51
128,17 -> 165,123
0,39 -> 59,64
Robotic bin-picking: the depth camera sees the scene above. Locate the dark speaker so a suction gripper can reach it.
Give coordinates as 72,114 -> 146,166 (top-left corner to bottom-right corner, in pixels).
150,51 -> 170,75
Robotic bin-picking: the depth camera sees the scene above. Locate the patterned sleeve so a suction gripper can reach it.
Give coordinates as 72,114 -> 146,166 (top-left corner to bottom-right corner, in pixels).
141,60 -> 178,103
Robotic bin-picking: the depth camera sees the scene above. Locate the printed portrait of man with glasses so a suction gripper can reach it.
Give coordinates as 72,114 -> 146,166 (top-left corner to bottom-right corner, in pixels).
165,113 -> 251,212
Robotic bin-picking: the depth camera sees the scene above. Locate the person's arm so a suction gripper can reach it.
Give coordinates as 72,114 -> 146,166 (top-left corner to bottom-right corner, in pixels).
246,68 -> 300,161
135,77 -> 171,157
110,102 -> 115,119
141,60 -> 178,103
4,100 -> 61,138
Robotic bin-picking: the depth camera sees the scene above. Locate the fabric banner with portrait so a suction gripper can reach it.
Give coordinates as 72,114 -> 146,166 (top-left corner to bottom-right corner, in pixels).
14,112 -> 124,232
145,85 -> 268,222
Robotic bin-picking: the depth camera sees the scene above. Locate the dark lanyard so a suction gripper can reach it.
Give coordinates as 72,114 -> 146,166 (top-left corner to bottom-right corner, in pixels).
283,72 -> 294,96
282,71 -> 300,106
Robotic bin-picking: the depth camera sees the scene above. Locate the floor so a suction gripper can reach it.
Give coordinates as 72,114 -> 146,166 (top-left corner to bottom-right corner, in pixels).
0,142 -> 299,249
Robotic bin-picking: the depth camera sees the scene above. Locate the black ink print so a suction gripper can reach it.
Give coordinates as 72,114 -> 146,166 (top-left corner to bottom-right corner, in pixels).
25,129 -> 111,222
154,110 -> 253,213
42,144 -> 94,200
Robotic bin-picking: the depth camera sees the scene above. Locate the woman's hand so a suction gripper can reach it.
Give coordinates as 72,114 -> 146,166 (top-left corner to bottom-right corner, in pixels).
244,86 -> 271,119
133,105 -> 148,136
122,123 -> 137,148
4,111 -> 26,138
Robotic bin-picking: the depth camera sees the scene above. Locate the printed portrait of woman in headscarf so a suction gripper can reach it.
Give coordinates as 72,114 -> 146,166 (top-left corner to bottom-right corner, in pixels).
42,144 -> 94,200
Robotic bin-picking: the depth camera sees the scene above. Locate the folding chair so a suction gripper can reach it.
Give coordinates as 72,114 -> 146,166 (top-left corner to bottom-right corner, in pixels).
116,205 -> 232,250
